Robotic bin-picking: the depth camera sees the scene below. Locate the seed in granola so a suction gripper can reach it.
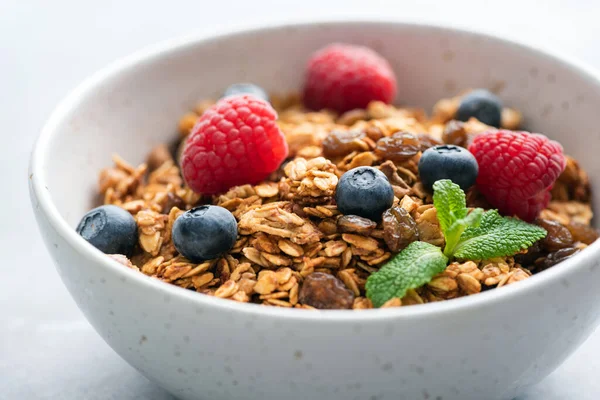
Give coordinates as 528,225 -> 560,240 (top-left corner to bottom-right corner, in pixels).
566,222 -> 599,245
536,219 -> 574,252
76,205 -> 138,256
335,166 -> 394,221
298,272 -> 355,309
382,206 -> 419,252
172,206 -> 238,262
537,247 -> 580,270
374,132 -> 421,162
322,130 -> 368,157
337,215 -> 377,235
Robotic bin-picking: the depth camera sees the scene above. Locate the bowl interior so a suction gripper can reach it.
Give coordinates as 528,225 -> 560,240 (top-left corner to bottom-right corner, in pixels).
36,21 -> 600,228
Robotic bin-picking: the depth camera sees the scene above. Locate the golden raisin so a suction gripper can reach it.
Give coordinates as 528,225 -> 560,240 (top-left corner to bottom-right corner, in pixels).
417,133 -> 443,151
322,130 -> 367,157
298,272 -> 354,309
382,206 -> 419,252
374,132 -> 421,162
442,120 -> 470,147
337,215 -> 377,235
566,222 -> 599,245
537,219 -> 574,252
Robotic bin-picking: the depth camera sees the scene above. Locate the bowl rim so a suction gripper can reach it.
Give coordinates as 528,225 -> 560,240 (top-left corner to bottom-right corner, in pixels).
29,18 -> 600,322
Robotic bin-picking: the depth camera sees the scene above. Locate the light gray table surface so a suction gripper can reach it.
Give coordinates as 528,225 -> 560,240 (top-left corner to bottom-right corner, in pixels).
2,0 -> 600,398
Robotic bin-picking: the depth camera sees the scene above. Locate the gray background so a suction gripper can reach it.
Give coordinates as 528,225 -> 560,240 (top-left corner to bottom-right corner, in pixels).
2,0 -> 599,398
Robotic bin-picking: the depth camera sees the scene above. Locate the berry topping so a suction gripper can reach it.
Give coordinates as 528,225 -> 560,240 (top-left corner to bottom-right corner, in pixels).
456,89 -> 502,127
303,43 -> 397,112
468,130 -> 567,221
172,205 -> 238,262
223,83 -> 269,102
181,95 -> 288,195
418,144 -> 479,191
335,166 -> 394,221
76,205 -> 137,256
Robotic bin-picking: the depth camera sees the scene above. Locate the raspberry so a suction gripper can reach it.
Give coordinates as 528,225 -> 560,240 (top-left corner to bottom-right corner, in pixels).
181,95 -> 288,195
468,130 -> 566,221
303,43 -> 397,113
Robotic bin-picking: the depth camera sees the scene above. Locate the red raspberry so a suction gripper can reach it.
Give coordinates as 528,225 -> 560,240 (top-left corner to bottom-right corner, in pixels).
468,130 -> 566,221
303,43 -> 397,113
181,95 -> 288,195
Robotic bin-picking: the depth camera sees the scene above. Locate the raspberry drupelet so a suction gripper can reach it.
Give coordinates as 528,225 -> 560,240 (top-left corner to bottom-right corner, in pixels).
181,95 -> 288,195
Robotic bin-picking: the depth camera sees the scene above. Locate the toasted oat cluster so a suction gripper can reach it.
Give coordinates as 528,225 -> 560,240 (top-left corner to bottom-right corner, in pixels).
90,91 -> 596,310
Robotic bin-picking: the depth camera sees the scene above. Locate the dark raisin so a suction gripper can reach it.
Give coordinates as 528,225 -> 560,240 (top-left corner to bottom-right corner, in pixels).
162,192 -> 185,214
382,206 -> 419,252
337,215 -> 377,235
465,186 -> 493,209
536,219 -> 574,252
322,130 -> 367,157
442,120 -> 469,147
566,222 -> 599,245
298,272 -> 354,309
374,132 -> 421,162
514,241 -> 544,267
417,133 -> 443,151
537,247 -> 580,270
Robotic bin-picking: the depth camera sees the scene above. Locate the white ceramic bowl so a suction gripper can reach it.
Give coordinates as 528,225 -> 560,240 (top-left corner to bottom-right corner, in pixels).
30,21 -> 600,400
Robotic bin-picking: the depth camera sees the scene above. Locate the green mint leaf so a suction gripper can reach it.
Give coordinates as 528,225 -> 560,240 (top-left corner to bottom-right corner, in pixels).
453,210 -> 547,260
366,242 -> 448,307
443,208 -> 484,257
432,179 -> 468,234
432,180 -> 484,257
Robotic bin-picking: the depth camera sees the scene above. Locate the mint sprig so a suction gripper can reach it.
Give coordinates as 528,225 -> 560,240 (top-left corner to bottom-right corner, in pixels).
365,242 -> 448,307
453,210 -> 546,259
366,179 -> 547,307
433,180 -> 484,257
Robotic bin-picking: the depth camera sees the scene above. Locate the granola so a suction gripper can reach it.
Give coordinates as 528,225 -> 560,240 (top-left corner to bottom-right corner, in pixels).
80,89 -> 596,310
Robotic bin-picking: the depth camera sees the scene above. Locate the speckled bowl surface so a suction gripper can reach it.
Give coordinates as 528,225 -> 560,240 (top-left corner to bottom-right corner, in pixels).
29,20 -> 600,400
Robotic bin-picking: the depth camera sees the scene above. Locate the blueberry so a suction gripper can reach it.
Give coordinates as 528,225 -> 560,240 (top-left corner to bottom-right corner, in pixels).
418,145 -> 478,191
172,205 -> 237,262
222,83 -> 269,102
456,89 -> 502,127
335,167 -> 394,221
76,205 -> 137,256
